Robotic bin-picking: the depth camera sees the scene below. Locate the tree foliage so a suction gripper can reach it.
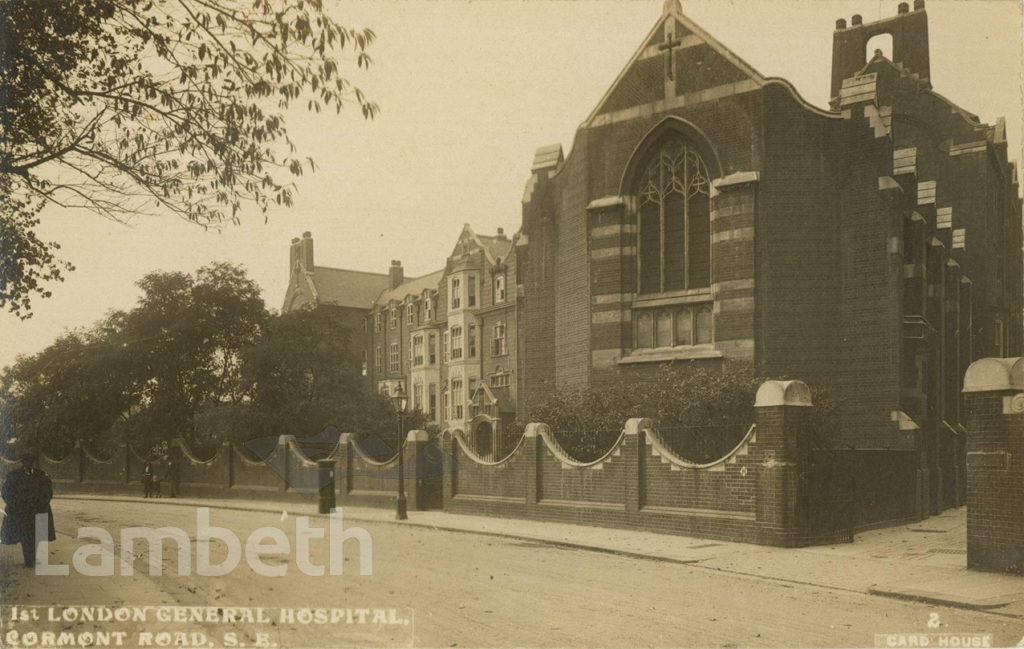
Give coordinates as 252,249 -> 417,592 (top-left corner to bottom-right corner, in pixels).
0,0 -> 377,315
240,306 -> 425,451
0,262 -> 269,454
524,363 -> 761,462
525,363 -> 841,462
0,176 -> 74,318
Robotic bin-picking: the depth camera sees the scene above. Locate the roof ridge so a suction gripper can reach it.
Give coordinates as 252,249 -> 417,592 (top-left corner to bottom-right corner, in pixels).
313,265 -> 389,278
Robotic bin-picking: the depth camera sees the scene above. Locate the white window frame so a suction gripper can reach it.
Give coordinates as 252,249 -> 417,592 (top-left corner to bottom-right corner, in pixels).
450,326 -> 463,360
388,342 -> 399,373
450,278 -> 461,309
492,321 -> 507,356
494,273 -> 506,304
412,334 -> 424,366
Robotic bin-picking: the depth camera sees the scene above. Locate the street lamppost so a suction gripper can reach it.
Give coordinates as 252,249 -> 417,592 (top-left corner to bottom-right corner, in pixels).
390,380 -> 409,520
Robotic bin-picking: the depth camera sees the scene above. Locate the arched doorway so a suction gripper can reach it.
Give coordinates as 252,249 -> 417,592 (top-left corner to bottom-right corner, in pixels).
474,421 -> 493,459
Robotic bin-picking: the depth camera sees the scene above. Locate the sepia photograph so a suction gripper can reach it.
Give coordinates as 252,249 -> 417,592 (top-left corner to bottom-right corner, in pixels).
1,0 -> 1023,647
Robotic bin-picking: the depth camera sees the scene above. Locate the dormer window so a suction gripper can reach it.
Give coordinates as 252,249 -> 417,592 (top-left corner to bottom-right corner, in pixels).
374,313 -> 383,333
389,308 -> 398,329
424,296 -> 433,322
406,302 -> 415,325
468,275 -> 477,307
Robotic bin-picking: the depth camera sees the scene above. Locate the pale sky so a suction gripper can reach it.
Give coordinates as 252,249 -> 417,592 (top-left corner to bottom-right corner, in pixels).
2,0 -> 1022,371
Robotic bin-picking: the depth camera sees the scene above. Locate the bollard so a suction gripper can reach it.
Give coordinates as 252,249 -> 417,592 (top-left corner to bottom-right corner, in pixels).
317,459 -> 336,514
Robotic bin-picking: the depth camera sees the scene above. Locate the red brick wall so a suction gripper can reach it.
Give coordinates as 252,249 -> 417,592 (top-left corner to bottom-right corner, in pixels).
440,392 -> 837,547
964,389 -> 1024,573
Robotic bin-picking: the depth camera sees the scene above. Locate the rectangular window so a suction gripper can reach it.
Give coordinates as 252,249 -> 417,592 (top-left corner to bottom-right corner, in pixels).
424,297 -> 432,322
407,302 -> 415,325
451,379 -> 463,420
450,326 -> 463,360
489,372 -> 511,388
413,383 -> 423,412
442,330 -> 449,363
388,343 -> 399,373
468,275 -> 477,307
361,351 -> 367,377
468,324 -> 477,358
428,333 -> 437,365
443,388 -> 450,422
494,273 -> 506,303
375,346 -> 383,374
451,278 -> 461,309
492,321 -> 507,356
634,305 -> 712,349
374,313 -> 382,333
428,383 -> 437,419
412,335 -> 424,366
390,308 -> 398,329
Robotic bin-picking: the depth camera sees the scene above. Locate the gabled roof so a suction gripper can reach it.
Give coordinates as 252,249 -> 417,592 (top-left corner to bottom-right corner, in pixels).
583,0 -> 766,127
309,267 -> 391,310
449,224 -> 514,266
374,269 -> 445,306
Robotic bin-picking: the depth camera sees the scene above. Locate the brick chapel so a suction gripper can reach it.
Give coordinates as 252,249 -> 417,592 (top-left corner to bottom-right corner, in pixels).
285,0 -> 1022,523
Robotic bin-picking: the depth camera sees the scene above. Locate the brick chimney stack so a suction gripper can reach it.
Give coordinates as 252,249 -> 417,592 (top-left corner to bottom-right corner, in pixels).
289,237 -> 301,274
300,231 -> 314,270
389,260 -> 404,289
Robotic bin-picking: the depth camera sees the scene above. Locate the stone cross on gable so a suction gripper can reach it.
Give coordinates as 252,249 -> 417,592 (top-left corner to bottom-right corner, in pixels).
659,24 -> 683,81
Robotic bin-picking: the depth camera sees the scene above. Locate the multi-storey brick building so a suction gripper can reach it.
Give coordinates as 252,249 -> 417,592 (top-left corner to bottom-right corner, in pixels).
286,0 -> 1021,527
285,226 -> 519,453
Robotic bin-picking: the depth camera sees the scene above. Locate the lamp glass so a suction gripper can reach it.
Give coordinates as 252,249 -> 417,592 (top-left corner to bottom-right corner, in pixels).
391,381 -> 409,413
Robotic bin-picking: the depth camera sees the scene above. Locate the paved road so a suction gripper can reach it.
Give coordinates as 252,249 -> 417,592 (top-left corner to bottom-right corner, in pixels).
1,499 -> 1020,648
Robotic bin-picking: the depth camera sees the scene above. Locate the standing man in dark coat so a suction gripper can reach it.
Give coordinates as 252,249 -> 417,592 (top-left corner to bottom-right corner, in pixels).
1,454 -> 57,567
143,458 -> 155,498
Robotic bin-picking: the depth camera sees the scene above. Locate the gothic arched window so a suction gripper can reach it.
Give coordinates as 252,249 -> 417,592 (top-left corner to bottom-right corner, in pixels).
637,137 -> 711,294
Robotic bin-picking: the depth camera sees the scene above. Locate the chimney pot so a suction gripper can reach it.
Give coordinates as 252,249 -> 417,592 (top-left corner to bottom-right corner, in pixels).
497,227 -> 504,236
897,2 -> 909,13
836,18 -> 847,29
913,0 -> 924,10
851,14 -> 862,25
291,237 -> 300,244
302,231 -> 312,239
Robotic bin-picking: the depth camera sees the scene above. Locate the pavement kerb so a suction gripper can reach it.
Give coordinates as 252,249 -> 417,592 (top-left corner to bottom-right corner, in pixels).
54,494 -> 1023,619
54,494 -> 707,567
866,587 -> 1023,616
